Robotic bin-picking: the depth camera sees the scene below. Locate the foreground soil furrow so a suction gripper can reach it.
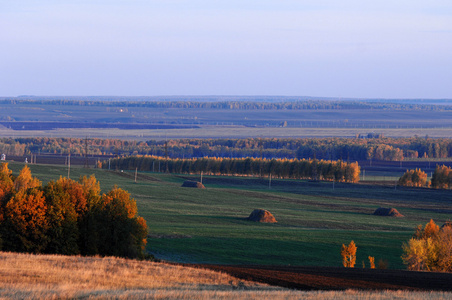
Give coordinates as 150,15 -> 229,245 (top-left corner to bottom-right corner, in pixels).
192,265 -> 452,291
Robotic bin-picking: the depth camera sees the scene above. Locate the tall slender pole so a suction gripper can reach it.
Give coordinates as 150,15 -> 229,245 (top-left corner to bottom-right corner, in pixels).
67,154 -> 71,179
269,173 -> 272,189
135,167 -> 137,183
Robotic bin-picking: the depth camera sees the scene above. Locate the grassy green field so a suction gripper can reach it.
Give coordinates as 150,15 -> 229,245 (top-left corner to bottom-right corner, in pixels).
6,162 -> 452,269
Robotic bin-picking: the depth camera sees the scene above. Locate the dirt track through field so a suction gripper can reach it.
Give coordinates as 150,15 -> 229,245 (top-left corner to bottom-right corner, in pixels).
189,265 -> 452,291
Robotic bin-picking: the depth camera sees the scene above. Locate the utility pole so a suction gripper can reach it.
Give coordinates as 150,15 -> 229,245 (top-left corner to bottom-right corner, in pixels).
84,137 -> 89,168
67,154 -> 71,179
165,140 -> 169,173
269,173 -> 272,189
135,167 -> 138,183
259,138 -> 263,178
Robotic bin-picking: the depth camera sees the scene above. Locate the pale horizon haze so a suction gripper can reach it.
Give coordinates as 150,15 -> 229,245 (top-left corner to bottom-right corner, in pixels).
1,1 -> 451,99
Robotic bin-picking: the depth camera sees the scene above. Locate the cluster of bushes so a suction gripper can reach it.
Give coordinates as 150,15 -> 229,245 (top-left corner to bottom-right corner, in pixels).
105,156 -> 361,183
398,169 -> 428,187
0,163 -> 147,258
398,165 -> 452,189
402,220 -> 452,272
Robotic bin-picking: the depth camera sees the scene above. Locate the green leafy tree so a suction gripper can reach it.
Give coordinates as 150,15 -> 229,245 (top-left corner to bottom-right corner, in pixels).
43,178 -> 84,255
80,186 -> 147,258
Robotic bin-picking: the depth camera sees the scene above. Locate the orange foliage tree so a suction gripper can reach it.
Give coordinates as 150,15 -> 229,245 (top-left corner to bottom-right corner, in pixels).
341,241 -> 357,268
3,189 -> 49,252
0,163 -> 14,222
368,256 -> 375,269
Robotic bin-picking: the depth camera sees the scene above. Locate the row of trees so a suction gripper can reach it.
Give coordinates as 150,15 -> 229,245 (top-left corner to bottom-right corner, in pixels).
2,98 -> 452,111
398,165 -> 452,189
2,137 -> 452,161
105,156 -> 361,183
402,220 -> 452,272
0,163 -> 148,258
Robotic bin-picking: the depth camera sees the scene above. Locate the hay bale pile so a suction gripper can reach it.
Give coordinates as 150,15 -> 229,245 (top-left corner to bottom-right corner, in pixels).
247,209 -> 277,223
373,207 -> 404,217
181,181 -> 206,189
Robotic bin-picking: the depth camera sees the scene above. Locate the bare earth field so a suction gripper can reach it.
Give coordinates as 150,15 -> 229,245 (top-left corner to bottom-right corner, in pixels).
195,264 -> 452,291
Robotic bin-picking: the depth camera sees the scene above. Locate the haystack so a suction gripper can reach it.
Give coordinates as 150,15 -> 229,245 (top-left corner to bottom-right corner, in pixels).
181,180 -> 205,189
247,209 -> 277,223
373,207 -> 404,217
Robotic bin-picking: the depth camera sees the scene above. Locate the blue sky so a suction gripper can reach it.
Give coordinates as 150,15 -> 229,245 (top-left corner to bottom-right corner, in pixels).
1,1 -> 451,98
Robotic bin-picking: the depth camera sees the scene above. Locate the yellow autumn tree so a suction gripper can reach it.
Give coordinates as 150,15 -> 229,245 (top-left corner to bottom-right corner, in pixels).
402,220 -> 452,272
341,240 -> 357,268
435,227 -> 452,272
398,169 -> 428,187
79,175 -> 102,207
14,165 -> 41,192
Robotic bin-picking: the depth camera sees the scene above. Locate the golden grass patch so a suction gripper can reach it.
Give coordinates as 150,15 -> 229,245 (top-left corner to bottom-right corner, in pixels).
1,252 -> 452,299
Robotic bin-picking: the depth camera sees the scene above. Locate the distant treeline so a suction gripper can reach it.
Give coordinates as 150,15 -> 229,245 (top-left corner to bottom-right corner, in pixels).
1,98 -> 452,111
0,164 -> 147,258
2,137 -> 452,162
104,156 -> 360,183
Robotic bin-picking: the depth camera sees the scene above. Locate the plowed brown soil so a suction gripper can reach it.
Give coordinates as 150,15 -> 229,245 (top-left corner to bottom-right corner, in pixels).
187,265 -> 452,291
